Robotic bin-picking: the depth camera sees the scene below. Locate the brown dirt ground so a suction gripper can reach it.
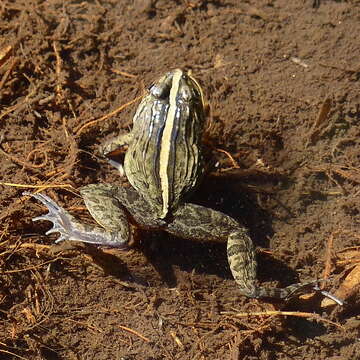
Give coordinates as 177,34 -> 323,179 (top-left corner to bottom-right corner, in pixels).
1,0 -> 360,359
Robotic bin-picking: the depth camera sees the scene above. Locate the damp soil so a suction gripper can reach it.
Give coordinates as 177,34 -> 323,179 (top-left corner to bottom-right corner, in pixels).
1,1 -> 360,359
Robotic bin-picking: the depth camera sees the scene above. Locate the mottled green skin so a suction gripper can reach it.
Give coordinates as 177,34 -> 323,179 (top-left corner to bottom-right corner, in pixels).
101,69 -> 205,219
27,70 -> 318,299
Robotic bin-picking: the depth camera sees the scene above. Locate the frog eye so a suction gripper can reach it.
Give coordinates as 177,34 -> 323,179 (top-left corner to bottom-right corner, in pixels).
149,81 -> 172,99
148,83 -> 167,99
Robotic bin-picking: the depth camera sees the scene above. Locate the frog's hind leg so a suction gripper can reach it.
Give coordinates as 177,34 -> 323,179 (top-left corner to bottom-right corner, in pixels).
25,185 -> 131,248
167,203 -> 327,300
167,202 -> 259,297
78,183 -> 132,247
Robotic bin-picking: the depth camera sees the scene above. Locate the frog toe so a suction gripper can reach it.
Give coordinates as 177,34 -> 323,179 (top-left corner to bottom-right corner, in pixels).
24,192 -> 62,213
24,191 -> 74,243
25,191 -> 130,247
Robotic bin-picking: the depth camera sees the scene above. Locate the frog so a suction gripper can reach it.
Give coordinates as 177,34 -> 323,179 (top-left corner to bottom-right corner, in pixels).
25,69 -> 323,299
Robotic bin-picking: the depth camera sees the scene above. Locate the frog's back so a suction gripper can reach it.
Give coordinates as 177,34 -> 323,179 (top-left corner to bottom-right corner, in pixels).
124,69 -> 206,219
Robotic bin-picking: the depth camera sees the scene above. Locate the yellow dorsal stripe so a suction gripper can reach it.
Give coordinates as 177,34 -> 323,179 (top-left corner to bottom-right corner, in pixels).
158,69 -> 182,218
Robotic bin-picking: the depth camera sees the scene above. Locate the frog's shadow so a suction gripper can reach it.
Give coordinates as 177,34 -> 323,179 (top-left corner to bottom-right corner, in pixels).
140,174 -> 301,289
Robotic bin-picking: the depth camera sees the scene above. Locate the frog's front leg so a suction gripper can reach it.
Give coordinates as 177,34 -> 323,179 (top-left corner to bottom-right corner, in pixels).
24,185 -> 132,248
99,133 -> 133,175
167,203 -> 316,299
99,132 -> 133,157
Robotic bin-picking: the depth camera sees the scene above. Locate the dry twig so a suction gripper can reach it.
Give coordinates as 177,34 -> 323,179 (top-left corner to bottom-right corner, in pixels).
0,348 -> 28,360
290,56 -> 309,68
307,97 -> 332,146
52,41 -> 63,102
117,324 -> 150,342
216,148 -> 240,169
0,182 -> 74,190
111,69 -> 137,78
323,232 -> 335,280
221,310 -> 343,329
75,95 -> 143,135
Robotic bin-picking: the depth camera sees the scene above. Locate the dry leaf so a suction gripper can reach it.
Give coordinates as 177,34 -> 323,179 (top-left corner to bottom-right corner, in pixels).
321,264 -> 360,307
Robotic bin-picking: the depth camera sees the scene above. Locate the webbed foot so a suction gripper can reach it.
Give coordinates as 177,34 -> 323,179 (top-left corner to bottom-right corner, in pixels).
24,191 -> 129,248
24,192 -> 76,243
